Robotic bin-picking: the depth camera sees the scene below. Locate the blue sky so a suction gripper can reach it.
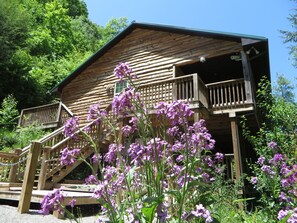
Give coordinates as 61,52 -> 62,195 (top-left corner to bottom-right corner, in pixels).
84,0 -> 296,89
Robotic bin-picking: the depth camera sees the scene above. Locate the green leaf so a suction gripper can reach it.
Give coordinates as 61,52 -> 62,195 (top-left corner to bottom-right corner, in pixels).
126,166 -> 137,186
141,196 -> 164,223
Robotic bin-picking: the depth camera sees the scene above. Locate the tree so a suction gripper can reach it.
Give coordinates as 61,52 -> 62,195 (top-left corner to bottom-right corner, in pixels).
281,0 -> 297,66
273,74 -> 295,102
0,0 -> 128,109
0,0 -> 42,108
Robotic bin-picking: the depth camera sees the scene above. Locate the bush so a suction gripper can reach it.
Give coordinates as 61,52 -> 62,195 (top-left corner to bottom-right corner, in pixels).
0,95 -> 19,129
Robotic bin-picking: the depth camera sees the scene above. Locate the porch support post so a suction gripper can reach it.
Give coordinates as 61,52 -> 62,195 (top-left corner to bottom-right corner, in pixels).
18,141 -> 41,213
193,112 -> 200,123
229,112 -> 243,182
241,51 -> 253,103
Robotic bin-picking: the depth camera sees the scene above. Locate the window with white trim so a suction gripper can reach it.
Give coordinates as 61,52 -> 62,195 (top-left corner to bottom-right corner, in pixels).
114,80 -> 128,95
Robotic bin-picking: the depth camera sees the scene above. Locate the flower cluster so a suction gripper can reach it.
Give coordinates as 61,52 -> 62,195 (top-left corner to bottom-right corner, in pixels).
190,204 -> 213,222
156,100 -> 194,125
87,103 -> 107,123
250,140 -> 297,221
112,86 -> 141,117
113,62 -> 137,82
60,147 -> 80,166
63,116 -> 79,138
39,189 -> 64,215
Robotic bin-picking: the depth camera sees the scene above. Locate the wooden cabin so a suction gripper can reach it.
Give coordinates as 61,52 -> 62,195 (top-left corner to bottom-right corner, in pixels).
2,22 -> 270,192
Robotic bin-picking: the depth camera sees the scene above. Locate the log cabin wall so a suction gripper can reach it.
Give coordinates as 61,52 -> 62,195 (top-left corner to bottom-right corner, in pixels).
61,28 -> 243,125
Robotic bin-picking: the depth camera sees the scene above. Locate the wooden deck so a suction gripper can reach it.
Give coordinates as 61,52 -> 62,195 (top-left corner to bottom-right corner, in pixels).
0,184 -> 99,218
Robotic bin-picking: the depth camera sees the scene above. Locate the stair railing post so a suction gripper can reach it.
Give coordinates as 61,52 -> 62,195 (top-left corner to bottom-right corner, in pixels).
18,141 -> 41,213
8,149 -> 22,182
37,146 -> 51,190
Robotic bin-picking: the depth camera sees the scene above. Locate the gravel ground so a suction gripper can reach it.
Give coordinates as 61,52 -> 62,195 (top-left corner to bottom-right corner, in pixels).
0,204 -> 100,223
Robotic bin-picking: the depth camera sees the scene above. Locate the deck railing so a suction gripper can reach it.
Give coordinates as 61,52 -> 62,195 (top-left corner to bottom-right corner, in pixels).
138,73 -> 208,109
18,102 -> 73,128
206,78 -> 247,109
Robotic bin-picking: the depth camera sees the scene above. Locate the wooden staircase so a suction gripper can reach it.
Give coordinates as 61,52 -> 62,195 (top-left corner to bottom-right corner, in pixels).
0,104 -> 115,190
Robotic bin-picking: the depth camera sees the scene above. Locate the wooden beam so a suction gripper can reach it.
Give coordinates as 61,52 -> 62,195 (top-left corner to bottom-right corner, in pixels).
18,141 -> 41,213
241,51 -> 253,103
230,114 -> 243,181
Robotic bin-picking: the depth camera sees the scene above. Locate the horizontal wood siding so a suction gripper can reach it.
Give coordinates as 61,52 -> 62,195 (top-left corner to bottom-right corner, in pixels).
61,28 -> 242,125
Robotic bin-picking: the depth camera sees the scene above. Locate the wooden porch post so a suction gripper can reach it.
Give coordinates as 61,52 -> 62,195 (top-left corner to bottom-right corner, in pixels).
229,113 -> 243,182
37,146 -> 51,190
18,141 -> 41,213
241,51 -> 253,103
8,149 -> 22,182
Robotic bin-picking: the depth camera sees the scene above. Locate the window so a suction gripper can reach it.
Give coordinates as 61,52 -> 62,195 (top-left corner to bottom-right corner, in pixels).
114,80 -> 128,95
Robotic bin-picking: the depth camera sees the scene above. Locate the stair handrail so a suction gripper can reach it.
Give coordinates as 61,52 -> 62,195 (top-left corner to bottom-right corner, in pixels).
41,102 -> 113,182
50,103 -> 112,151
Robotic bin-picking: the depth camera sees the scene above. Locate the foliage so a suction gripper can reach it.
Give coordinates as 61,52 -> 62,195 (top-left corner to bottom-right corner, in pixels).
0,129 -> 18,151
274,74 -> 296,103
0,95 -> 19,128
281,0 -> 297,67
242,77 -> 297,222
16,125 -> 48,148
0,0 -> 128,109
0,125 -> 48,151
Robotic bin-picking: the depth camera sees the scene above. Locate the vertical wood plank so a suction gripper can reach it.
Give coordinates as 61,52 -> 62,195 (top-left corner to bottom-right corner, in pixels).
37,146 -> 51,190
230,115 -> 242,182
8,149 -> 22,182
18,141 -> 41,213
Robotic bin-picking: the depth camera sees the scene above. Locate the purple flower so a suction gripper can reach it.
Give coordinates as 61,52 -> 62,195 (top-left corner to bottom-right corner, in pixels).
288,212 -> 297,223
202,172 -> 211,183
261,165 -> 275,176
64,116 -> 79,138
214,152 -> 224,162
204,156 -> 214,167
112,87 -> 140,117
155,101 -> 194,125
190,120 -> 215,150
127,142 -> 145,166
166,126 -> 180,137
85,175 -> 98,185
69,199 -> 76,208
60,147 -> 80,166
191,204 -> 213,222
104,143 -> 121,164
176,154 -> 184,162
39,189 -> 64,215
250,176 -> 258,185
278,209 -> 288,220
273,153 -> 283,163
268,141 -> 277,150
91,154 -> 101,164
122,125 -> 135,137
114,62 -> 137,81
257,156 -> 265,166
87,103 -> 107,123
129,116 -> 138,129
